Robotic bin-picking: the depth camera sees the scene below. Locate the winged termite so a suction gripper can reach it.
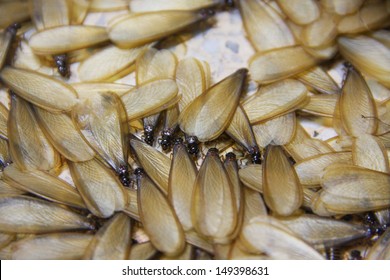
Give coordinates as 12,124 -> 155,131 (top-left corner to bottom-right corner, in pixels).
276,0 -> 320,26
73,91 -> 130,186
238,0 -> 295,52
33,106 -> 95,162
68,158 -> 127,218
252,112 -> 296,147
89,0 -> 129,12
240,216 -> 324,259
278,214 -> 368,248
319,165 -> 390,214
136,48 -> 178,146
249,46 -> 318,84
339,65 -> 378,136
367,227 -> 390,259
130,139 -> 171,195
29,25 -> 109,55
337,2 -> 390,34
242,79 -> 308,124
263,145 -> 302,216
320,0 -> 364,16
224,152 -> 244,239
78,44 -> 148,82
338,35 -> 390,87
0,67 -> 79,112
128,242 -> 158,260
179,68 -> 247,142
84,213 -> 132,260
294,152 -> 353,186
136,168 -> 185,257
72,82 -> 133,99
5,233 -> 93,260
0,195 -> 94,233
352,134 -> 389,173
107,9 -> 215,48
0,1 -> 30,28
3,164 -> 86,209
120,79 -> 178,121
297,66 -> 340,95
7,94 -> 61,173
0,23 -> 21,71
168,138 -> 197,231
192,148 -> 237,244
130,0 -> 225,12
226,105 -> 261,164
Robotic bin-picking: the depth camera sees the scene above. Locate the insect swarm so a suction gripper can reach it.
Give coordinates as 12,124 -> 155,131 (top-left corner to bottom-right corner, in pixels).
0,0 -> 389,260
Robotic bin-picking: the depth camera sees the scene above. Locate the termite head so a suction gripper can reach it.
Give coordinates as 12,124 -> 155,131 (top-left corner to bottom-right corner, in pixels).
6,23 -> 21,36
54,54 -> 70,78
159,129 -> 174,151
199,8 -> 215,19
207,147 -> 219,156
249,146 -> 262,164
186,135 -> 199,155
118,165 -> 130,187
225,152 -> 236,161
144,125 -> 155,146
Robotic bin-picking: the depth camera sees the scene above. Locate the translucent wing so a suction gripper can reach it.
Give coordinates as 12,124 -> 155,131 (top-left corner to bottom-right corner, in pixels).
276,0 -> 320,25
339,66 -> 377,136
107,10 -> 211,48
0,195 -> 94,233
301,11 -> 337,48
130,0 -> 222,12
72,82 -> 133,99
249,46 -> 318,84
321,0 -> 364,15
34,106 -> 95,162
226,105 -> 257,152
238,0 -> 295,52
179,69 -> 247,142
0,1 -> 30,28
338,35 -> 390,87
78,44 -> 147,82
29,25 -> 109,55
68,159 -> 127,218
3,164 -> 86,209
352,134 -> 389,173
239,164 -> 263,193
278,214 -> 367,247
121,79 -> 178,120
192,148 -> 237,244
176,57 -> 210,112
136,48 -> 177,85
7,95 -> 61,172
73,92 -> 129,174
0,67 -> 79,112
263,146 -> 302,216
130,139 -> 171,194
297,66 -> 339,95
84,213 -> 131,260
294,152 -> 352,186
128,242 -> 157,260
301,94 -> 337,117
319,165 -> 390,214
0,103 -> 8,139
30,0 -> 70,31
137,172 -> 185,257
90,0 -> 129,11
242,79 -> 308,124
168,140 -> 197,231
6,233 -> 93,260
